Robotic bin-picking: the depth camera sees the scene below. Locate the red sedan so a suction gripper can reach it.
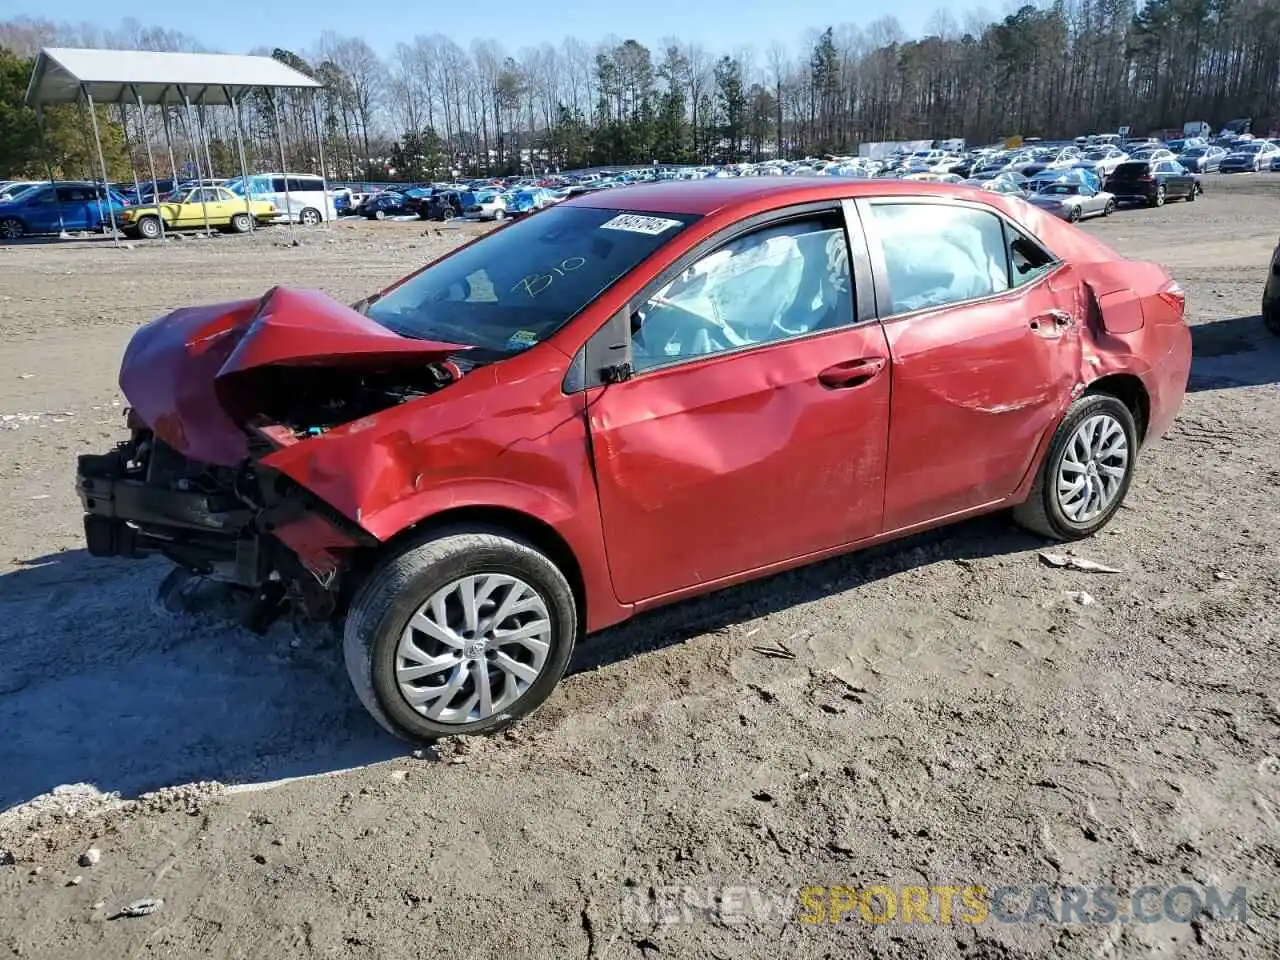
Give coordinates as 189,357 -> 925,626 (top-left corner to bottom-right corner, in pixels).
76,178 -> 1192,742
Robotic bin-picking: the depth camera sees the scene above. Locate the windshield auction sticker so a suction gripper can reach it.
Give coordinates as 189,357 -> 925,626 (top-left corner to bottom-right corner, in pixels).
599,214 -> 683,235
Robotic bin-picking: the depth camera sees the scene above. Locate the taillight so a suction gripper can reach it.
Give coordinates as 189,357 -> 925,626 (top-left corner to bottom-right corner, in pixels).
1157,279 -> 1186,314
1137,174 -> 1154,181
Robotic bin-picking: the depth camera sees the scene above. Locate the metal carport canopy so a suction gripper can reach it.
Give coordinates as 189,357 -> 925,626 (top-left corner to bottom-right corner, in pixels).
25,47 -> 322,107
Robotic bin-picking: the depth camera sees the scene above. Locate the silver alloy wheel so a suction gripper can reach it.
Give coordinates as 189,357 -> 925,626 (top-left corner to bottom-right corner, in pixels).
300,208 -> 321,225
395,573 -> 552,724
1056,413 -> 1130,523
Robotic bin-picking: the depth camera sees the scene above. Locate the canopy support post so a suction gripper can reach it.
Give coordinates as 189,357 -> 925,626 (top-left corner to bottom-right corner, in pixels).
118,103 -> 143,214
178,86 -> 213,237
225,88 -> 255,234
160,96 -> 181,189
195,88 -> 217,189
310,89 -> 332,229
82,86 -> 120,248
132,87 -> 165,240
272,90 -> 294,236
33,106 -> 67,237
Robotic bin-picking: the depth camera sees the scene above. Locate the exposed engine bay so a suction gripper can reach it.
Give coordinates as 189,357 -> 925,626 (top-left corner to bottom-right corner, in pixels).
223,358 -> 466,440
75,284 -> 480,632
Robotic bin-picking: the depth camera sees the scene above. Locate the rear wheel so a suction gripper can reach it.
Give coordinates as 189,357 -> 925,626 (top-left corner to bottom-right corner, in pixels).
0,217 -> 23,240
343,527 -> 578,742
1151,185 -> 1166,208
1068,205 -> 1082,223
373,209 -> 386,221
229,212 -> 252,233
299,207 -> 322,226
1186,182 -> 1198,201
1013,393 -> 1138,541
1103,199 -> 1116,216
137,216 -> 163,240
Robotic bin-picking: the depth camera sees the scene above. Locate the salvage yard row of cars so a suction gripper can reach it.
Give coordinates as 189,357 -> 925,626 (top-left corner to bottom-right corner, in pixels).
0,127 -> 1273,239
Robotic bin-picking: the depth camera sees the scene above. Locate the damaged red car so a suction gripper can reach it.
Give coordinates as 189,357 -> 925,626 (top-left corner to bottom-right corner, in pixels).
76,179 -> 1192,742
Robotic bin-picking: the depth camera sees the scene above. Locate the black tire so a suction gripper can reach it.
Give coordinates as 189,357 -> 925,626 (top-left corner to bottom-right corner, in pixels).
374,209 -> 386,221
343,526 -> 578,742
1186,183 -> 1197,201
1152,185 -> 1166,208
137,216 -> 163,240
229,212 -> 252,233
1068,205 -> 1082,223
299,207 -> 322,226
1013,393 -> 1139,541
1103,199 -> 1116,216
0,217 -> 23,240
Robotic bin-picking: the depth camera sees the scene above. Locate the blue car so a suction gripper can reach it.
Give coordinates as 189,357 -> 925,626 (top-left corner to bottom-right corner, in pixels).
0,182 -> 128,239
503,187 -> 556,215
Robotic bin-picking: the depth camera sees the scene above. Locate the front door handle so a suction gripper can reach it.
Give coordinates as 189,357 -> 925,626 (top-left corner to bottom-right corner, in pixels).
817,357 -> 887,389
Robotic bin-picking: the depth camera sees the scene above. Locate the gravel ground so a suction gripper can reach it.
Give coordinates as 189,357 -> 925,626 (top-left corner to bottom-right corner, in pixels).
0,179 -> 1277,959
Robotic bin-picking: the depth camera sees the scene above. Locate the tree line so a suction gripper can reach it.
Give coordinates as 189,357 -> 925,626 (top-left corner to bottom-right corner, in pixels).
1,2 -> 1279,184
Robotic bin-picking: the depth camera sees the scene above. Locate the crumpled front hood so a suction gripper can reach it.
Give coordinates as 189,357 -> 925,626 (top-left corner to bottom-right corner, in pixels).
120,285 -> 466,466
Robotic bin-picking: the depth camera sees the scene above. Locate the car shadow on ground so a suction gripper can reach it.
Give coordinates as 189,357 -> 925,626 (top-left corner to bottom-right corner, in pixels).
0,550 -> 402,813
571,513 -> 1042,674
0,514 -> 1044,812
1187,313 -> 1280,390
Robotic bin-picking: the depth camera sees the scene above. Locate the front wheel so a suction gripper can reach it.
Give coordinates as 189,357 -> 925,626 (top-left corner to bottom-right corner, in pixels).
343,527 -> 578,742
137,216 -> 163,240
0,217 -> 23,240
1013,393 -> 1138,541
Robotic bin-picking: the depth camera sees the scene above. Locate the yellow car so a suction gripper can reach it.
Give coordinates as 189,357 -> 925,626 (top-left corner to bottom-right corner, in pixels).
120,186 -> 279,239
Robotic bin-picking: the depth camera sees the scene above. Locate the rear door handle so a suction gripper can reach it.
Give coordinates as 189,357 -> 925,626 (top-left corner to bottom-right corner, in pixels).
817,357 -> 887,389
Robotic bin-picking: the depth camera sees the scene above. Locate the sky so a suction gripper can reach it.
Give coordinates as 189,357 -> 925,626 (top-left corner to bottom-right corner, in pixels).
5,0 -> 950,59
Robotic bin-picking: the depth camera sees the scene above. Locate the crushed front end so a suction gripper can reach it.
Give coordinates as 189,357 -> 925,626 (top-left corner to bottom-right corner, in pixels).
75,285 -> 469,631
76,420 -> 375,626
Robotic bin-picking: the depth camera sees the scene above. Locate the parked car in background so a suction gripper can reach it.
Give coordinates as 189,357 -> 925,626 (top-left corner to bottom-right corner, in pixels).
76,178 -> 1193,742
0,182 -> 127,239
465,188 -> 509,220
119,186 -> 279,239
503,187 -> 558,215
1077,146 -> 1129,176
1025,181 -> 1116,221
224,173 -> 338,224
1177,145 -> 1226,172
362,190 -> 414,220
1218,140 -> 1279,173
1128,148 -> 1176,163
424,191 -> 464,220
1104,160 -> 1201,206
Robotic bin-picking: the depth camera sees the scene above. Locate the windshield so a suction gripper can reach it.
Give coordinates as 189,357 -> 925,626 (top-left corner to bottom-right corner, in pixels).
1040,184 -> 1080,195
1181,148 -> 1206,157
364,204 -> 699,354
1238,142 -> 1264,153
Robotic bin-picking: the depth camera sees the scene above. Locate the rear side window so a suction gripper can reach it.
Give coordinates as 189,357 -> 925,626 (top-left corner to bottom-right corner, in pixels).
288,176 -> 323,192
867,202 -> 1010,315
1112,162 -> 1149,177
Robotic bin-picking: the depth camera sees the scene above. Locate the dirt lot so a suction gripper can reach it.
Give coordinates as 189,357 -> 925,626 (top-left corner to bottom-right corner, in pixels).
0,178 -> 1277,959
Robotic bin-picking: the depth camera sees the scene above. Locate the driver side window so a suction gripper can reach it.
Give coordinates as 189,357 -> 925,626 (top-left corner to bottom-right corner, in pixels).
630,214 -> 853,373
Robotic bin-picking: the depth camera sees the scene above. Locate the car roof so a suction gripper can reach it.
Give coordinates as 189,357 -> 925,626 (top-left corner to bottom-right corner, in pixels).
562,176 -> 1020,217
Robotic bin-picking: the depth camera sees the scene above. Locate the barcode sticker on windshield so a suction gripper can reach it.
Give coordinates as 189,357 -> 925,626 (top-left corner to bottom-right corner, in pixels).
599,214 -> 682,235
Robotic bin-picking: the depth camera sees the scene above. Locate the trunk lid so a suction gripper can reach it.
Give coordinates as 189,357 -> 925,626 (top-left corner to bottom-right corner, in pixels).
120,285 -> 468,466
